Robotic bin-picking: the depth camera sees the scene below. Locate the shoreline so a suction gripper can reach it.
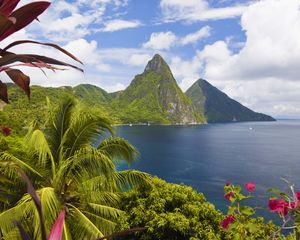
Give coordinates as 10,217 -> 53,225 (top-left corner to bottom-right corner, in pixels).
113,119 -> 279,127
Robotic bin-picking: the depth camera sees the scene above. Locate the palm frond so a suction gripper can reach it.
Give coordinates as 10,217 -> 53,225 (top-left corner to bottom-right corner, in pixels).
82,210 -> 117,236
47,97 -> 75,164
98,137 -> 139,165
39,187 -> 61,234
0,152 -> 43,178
110,170 -> 151,191
0,194 -> 34,237
64,110 -> 113,158
53,147 -> 115,191
87,203 -> 123,220
67,203 -> 104,239
25,129 -> 55,177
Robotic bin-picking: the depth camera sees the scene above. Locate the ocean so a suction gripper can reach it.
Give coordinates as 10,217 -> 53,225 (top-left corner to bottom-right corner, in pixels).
116,120 -> 300,219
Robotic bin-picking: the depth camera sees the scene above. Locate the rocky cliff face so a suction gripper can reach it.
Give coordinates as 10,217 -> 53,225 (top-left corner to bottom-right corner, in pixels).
186,79 -> 275,123
113,54 -> 205,124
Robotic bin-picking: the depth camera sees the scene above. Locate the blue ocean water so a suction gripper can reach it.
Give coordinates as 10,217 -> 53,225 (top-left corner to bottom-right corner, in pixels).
116,120 -> 300,219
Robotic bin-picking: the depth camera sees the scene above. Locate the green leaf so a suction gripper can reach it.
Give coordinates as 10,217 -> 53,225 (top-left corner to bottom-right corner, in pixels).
240,206 -> 255,216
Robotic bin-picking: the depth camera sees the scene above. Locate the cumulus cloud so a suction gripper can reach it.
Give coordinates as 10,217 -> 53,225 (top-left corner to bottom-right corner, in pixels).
180,26 -> 211,45
175,0 -> 300,117
100,19 -> 142,32
143,26 -> 211,50
160,0 -> 249,22
143,31 -> 177,50
26,0 -> 136,42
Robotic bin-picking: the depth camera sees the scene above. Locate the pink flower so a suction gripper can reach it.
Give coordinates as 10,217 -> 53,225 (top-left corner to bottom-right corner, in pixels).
1,127 -> 11,136
268,199 -> 288,216
245,182 -> 255,191
225,181 -> 231,186
221,215 -> 235,229
296,192 -> 300,201
224,192 -> 234,201
289,202 -> 298,209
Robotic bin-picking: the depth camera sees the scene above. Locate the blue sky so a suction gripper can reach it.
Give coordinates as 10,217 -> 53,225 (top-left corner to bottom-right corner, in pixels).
3,0 -> 300,118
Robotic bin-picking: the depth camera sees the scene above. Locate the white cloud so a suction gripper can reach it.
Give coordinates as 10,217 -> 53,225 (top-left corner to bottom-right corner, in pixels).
180,26 -> 211,45
25,0 -> 132,42
143,31 -> 177,50
100,19 -> 142,32
160,0 -> 249,22
170,56 -> 202,91
128,54 -> 152,66
143,27 -> 211,50
179,0 -> 300,117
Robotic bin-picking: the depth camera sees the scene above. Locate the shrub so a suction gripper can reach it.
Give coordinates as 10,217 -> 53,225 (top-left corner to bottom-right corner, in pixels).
115,177 -> 225,240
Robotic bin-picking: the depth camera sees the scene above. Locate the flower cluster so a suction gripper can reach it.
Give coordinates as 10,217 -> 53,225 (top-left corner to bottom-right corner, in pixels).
222,215 -> 235,229
221,182 -> 256,230
268,191 -> 300,217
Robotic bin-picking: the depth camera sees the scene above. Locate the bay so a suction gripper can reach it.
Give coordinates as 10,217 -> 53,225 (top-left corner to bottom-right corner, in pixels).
116,120 -> 300,219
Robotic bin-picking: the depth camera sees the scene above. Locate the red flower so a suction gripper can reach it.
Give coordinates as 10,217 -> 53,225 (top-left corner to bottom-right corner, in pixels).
225,181 -> 231,186
1,126 -> 11,136
296,192 -> 300,201
221,215 -> 235,229
224,192 -> 234,201
289,202 -> 299,209
268,199 -> 288,216
245,182 -> 255,191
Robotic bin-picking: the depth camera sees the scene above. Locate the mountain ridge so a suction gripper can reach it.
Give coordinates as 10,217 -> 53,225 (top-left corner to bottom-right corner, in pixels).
186,79 -> 275,122
0,54 -> 275,133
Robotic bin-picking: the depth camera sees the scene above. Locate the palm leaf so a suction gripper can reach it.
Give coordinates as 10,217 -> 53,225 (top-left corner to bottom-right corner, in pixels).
47,97 -> 75,164
98,137 -> 139,164
111,170 -> 151,191
81,210 -> 116,236
65,110 -> 112,158
87,203 -> 123,220
0,152 -> 43,178
67,204 -> 104,239
25,128 -> 55,177
39,187 -> 61,233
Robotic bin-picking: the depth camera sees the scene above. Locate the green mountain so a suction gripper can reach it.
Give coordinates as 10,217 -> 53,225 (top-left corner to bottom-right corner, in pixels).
0,84 -> 115,134
112,54 -> 205,124
73,84 -> 110,103
186,79 -> 275,123
1,55 -> 276,133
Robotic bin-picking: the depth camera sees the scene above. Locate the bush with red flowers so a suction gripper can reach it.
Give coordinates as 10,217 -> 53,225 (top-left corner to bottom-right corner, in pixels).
266,179 -> 300,239
222,182 -> 277,239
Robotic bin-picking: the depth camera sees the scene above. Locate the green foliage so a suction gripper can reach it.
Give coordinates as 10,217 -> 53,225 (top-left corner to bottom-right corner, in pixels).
115,177 -> 225,240
223,184 -> 280,240
0,84 -> 116,134
0,97 -> 150,239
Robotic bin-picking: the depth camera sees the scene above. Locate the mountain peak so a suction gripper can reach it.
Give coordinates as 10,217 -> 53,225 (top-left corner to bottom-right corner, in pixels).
186,79 -> 275,123
145,54 -> 168,74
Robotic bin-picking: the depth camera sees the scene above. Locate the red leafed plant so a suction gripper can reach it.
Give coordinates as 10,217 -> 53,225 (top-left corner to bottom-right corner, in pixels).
0,0 -> 83,103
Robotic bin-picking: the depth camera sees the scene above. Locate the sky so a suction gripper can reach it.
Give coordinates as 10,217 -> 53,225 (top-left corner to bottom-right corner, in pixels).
1,0 -> 300,118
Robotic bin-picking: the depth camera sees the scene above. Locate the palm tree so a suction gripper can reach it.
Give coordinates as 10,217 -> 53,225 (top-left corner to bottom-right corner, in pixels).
0,97 -> 150,239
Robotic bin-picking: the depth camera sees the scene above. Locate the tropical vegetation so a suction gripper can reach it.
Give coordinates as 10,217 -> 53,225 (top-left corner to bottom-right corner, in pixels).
0,97 -> 150,239
0,0 -> 82,104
